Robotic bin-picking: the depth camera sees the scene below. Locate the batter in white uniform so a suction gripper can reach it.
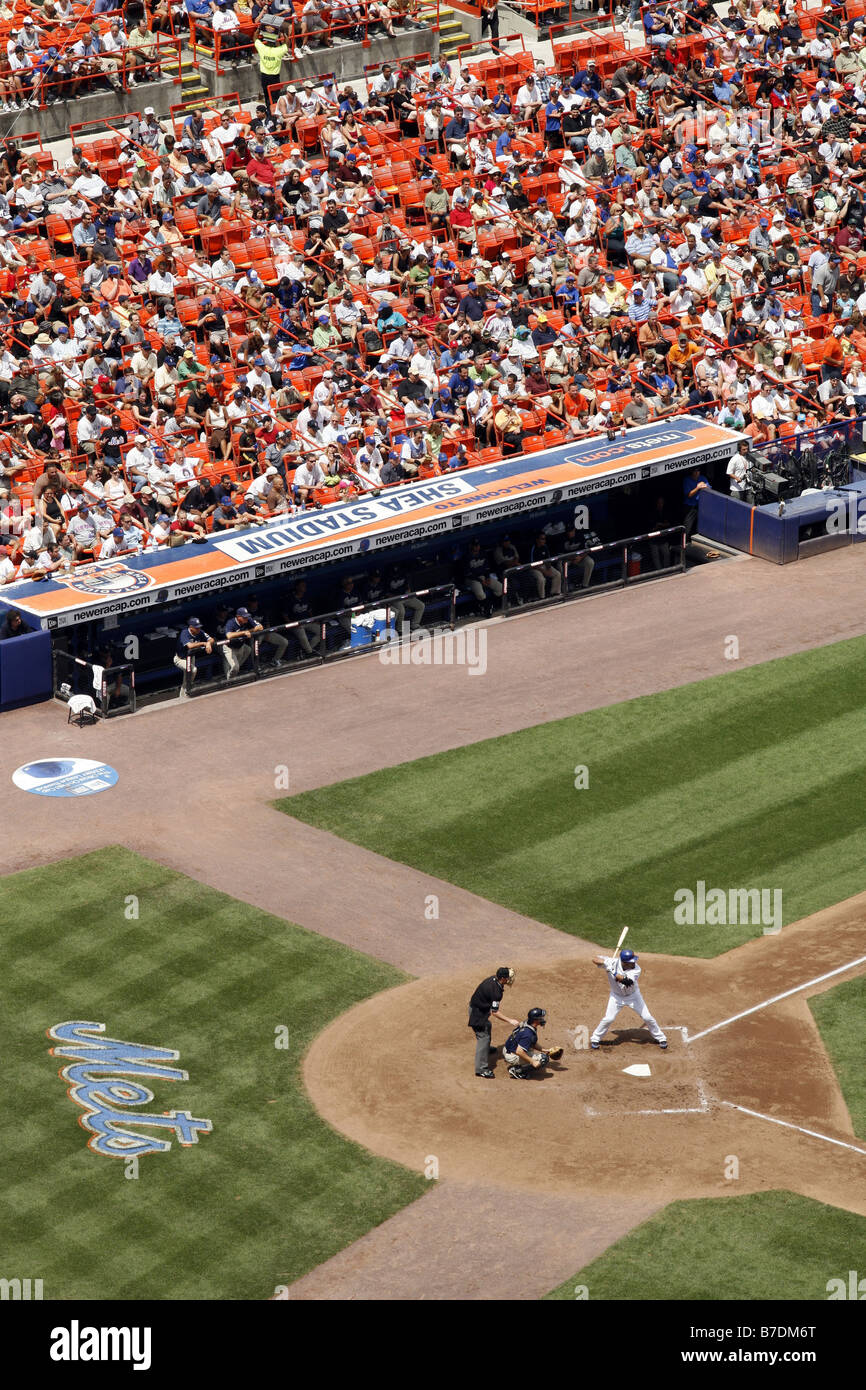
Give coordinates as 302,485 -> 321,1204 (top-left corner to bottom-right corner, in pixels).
590,949 -> 667,1049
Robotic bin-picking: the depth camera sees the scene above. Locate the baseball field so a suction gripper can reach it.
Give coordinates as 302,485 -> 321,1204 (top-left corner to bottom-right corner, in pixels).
2,547 -> 866,1303
281,633 -> 866,1301
1,849 -> 425,1300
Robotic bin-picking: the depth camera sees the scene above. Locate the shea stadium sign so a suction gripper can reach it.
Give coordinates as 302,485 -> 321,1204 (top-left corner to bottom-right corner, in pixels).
3,417 -> 744,629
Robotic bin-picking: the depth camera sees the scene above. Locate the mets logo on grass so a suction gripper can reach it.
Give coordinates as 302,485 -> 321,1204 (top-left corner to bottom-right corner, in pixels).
53,563 -> 153,597
48,1021 -> 212,1159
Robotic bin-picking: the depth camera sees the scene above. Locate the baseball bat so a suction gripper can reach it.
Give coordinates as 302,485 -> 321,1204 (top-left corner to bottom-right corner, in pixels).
610,926 -> 628,966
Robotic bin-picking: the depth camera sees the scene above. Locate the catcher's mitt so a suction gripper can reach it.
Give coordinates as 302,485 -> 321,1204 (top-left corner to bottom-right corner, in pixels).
547,1045 -> 563,1060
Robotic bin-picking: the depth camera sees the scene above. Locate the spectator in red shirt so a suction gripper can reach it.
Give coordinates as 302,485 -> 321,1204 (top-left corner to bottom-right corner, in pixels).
225,138 -> 251,174
246,146 -> 276,189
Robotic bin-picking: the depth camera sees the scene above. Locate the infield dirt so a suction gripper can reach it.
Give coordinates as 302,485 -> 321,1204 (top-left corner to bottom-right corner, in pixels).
303,904 -> 866,1213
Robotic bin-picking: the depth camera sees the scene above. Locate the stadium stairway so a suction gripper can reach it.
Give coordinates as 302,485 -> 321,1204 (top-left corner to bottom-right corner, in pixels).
169,19 -> 447,104
419,3 -> 471,62
162,46 -> 211,102
173,32 -> 215,101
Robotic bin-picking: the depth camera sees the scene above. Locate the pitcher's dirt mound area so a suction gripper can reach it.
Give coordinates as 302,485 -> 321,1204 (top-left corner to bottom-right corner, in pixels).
305,949 -> 866,1218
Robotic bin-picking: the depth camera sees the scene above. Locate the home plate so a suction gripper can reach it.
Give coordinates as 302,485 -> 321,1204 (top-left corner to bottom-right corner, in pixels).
622,1064 -> 652,1077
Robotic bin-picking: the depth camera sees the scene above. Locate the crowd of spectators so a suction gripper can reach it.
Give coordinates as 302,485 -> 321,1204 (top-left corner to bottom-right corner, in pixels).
0,0 -> 425,111
0,8 -> 170,109
185,0 -> 425,69
0,0 -> 864,599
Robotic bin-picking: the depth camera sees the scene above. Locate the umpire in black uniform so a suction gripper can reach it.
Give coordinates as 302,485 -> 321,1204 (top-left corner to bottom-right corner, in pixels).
468,966 -> 519,1078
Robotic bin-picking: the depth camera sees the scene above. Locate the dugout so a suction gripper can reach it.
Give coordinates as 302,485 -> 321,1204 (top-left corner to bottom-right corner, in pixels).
0,416 -> 744,710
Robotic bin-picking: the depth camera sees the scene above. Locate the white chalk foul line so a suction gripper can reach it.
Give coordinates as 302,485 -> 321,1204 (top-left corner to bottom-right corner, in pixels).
632,1105 -> 705,1116
687,955 -> 866,1044
720,1101 -> 866,1159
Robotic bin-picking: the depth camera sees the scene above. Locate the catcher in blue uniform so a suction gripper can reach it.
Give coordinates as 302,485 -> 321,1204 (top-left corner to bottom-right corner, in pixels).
502,1007 -> 563,1078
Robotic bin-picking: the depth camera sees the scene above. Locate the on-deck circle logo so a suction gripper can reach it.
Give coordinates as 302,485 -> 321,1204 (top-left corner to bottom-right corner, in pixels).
54,563 -> 153,597
12,759 -> 119,797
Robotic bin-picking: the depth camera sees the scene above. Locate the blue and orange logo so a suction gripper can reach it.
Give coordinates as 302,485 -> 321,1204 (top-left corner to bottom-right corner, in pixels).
54,563 -> 152,597
48,1021 -> 212,1158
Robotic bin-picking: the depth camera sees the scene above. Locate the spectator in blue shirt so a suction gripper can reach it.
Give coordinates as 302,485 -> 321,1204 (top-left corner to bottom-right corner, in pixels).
73,215 -> 98,253
432,387 -> 459,426
458,285 -> 488,321
376,302 -> 406,332
156,310 -> 182,338
556,275 -> 580,308
687,383 -> 716,413
627,287 -> 652,323
712,72 -> 733,103
652,366 -> 675,393
444,113 -> 470,158
544,96 -> 564,149
572,62 -> 601,92
439,342 -> 468,371
449,363 -> 473,401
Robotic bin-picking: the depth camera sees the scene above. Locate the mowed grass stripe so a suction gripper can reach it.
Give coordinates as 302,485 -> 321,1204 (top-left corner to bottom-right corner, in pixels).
544,1191 -> 866,1301
477,702 -> 866,879
0,849 -> 425,1300
478,770 -> 866,955
283,635 -> 866,954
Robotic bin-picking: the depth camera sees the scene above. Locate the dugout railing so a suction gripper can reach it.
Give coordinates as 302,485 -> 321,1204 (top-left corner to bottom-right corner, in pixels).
500,526 -> 687,611
47,530 -> 695,711
174,581 -> 458,699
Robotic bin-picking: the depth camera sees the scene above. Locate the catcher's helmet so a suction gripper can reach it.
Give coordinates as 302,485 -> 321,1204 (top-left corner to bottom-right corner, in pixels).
527,1007 -> 547,1027
620,949 -> 637,967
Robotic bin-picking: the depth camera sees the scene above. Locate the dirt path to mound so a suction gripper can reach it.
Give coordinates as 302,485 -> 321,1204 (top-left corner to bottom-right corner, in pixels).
2,548 -> 866,1298
282,1184 -> 663,1301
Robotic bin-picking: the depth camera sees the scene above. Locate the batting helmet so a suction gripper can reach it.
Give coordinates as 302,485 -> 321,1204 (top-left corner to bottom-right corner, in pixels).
527,1007 -> 547,1027
620,949 -> 637,967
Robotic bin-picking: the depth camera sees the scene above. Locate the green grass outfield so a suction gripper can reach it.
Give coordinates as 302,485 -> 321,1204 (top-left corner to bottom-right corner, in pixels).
810,977 -> 866,1141
544,1191 -> 866,1301
1,849 -> 425,1300
283,635 -> 866,956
